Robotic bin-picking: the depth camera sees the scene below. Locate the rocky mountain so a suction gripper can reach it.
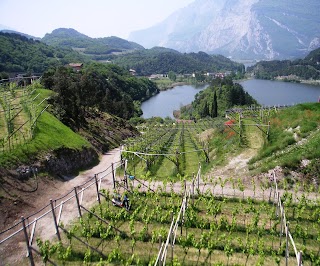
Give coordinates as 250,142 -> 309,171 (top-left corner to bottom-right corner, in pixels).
129,0 -> 320,60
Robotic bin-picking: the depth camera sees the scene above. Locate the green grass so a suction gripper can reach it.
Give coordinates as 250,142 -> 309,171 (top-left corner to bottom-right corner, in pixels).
0,84 -> 91,167
0,111 -> 90,167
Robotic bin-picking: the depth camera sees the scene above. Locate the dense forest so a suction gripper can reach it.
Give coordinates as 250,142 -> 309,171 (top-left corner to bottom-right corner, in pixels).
179,77 -> 258,119
248,47 -> 320,80
0,32 -> 87,74
42,63 -> 158,130
112,47 -> 245,76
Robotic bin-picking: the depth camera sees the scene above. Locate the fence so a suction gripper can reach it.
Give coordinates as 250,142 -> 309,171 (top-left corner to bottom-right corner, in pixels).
271,171 -> 303,266
154,168 -> 304,266
0,158 -> 125,265
155,164 -> 201,265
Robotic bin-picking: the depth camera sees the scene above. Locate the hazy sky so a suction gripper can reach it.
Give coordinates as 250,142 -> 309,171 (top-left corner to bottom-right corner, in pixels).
0,0 -> 194,39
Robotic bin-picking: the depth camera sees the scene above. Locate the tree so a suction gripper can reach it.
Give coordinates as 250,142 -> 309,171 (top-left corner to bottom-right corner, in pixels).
168,71 -> 177,81
211,90 -> 218,118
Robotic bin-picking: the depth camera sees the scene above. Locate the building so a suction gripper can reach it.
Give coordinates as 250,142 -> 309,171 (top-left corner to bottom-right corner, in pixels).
68,63 -> 83,72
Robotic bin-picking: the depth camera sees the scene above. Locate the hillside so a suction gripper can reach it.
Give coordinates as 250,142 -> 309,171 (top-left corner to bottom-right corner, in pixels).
0,29 -> 245,79
112,47 -> 245,76
247,47 -> 320,81
129,0 -> 320,60
0,32 -> 88,74
1,80 -> 319,265
0,82 -> 139,171
2,103 -> 319,265
42,28 -> 144,59
0,29 -> 40,40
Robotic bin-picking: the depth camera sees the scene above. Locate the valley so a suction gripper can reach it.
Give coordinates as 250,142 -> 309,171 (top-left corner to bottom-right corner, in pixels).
1,8 -> 320,264
1,93 -> 319,264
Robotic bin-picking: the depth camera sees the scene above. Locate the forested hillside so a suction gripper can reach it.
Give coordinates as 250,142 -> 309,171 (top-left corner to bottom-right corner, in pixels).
42,63 -> 158,128
0,32 -> 87,74
112,47 -> 245,76
42,28 -> 144,59
248,47 -> 320,80
179,77 -> 257,119
0,62 -> 157,168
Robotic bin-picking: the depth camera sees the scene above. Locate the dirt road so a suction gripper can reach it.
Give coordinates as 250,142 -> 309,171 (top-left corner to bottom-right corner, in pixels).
0,148 -> 121,266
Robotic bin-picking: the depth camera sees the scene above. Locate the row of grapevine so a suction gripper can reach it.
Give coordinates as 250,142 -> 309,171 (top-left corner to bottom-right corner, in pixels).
29,161 -> 319,265
0,80 -> 46,153
122,121 -> 214,179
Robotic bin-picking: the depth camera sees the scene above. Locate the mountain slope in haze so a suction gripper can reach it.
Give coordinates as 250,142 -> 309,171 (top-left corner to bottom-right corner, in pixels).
0,29 -> 40,40
42,28 -> 144,57
129,0 -> 320,60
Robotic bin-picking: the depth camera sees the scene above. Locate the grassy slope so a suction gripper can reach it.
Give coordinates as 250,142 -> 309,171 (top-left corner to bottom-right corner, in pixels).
0,109 -> 90,168
248,103 -> 320,175
0,86 -> 89,167
0,83 -> 141,169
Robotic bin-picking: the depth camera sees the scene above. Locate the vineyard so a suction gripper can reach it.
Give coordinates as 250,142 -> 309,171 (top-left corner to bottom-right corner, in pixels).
121,120 -> 213,179
26,109 -> 319,265
0,78 -> 47,153
121,105 -> 280,180
30,163 -> 319,265
0,91 -> 319,265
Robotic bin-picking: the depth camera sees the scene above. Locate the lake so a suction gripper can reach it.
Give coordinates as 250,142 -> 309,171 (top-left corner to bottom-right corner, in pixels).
239,79 -> 320,106
141,84 -> 209,118
141,80 -> 320,118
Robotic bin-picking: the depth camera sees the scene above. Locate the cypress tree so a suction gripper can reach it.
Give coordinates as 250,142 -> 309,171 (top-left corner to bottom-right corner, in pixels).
211,90 -> 218,118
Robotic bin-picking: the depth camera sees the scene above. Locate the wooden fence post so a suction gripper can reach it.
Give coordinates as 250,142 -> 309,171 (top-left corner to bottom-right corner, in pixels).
111,163 -> 115,189
21,216 -> 35,266
279,205 -> 283,246
171,212 -> 174,265
95,175 -> 101,204
197,162 -> 200,192
74,187 -> 82,217
298,251 -> 303,266
192,179 -> 195,205
285,223 -> 289,266
50,199 -> 61,241
158,235 -> 163,266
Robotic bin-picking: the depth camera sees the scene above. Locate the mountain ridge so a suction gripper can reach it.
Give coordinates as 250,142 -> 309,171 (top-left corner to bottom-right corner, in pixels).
42,28 -> 144,56
129,0 -> 320,60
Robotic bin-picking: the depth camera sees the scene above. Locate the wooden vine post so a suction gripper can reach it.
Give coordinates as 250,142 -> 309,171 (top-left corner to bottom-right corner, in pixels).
111,163 -> 116,189
21,216 -> 35,266
74,187 -> 82,218
50,199 -> 61,241
94,174 -> 101,204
